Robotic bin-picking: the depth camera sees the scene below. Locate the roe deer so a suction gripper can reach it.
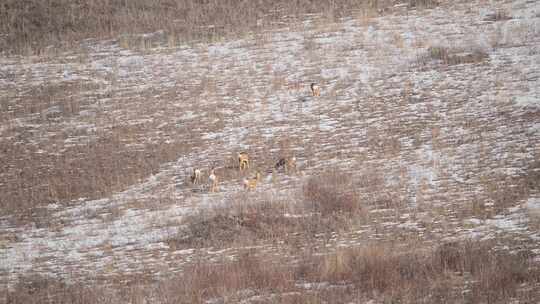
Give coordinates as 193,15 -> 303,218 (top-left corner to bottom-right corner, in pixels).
208,169 -> 219,192
275,156 -> 296,173
243,172 -> 261,191
310,82 -> 321,97
238,152 -> 250,171
190,168 -> 202,184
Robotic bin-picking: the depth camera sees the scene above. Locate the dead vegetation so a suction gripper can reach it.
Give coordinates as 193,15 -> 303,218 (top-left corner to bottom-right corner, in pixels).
408,0 -> 440,9
483,9 -> 513,22
167,171 -> 367,249
5,240 -> 540,303
0,127 -> 189,222
0,0 -> 404,55
303,170 -> 364,215
421,45 -> 490,66
1,0 -> 539,301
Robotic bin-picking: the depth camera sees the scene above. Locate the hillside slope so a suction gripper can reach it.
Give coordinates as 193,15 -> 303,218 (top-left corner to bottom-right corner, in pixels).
1,0 -> 540,302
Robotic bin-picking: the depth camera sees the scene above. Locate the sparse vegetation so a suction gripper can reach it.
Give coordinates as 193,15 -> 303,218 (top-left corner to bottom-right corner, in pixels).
168,171 -> 366,249
5,240 -> 540,303
483,9 -> 513,22
0,0 -> 395,55
0,126 -> 189,222
408,0 -> 440,9
423,45 -> 489,66
1,0 -> 539,302
303,170 -> 364,216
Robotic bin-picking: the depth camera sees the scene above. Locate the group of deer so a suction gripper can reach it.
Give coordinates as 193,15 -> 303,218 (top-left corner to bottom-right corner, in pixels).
189,167 -> 219,192
190,153 -> 296,193
189,82 -> 320,193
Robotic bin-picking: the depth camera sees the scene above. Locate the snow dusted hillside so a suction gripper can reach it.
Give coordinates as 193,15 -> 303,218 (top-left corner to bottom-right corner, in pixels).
1,0 -> 539,301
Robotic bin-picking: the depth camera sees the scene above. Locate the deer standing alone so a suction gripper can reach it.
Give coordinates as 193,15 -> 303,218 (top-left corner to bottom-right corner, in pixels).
208,169 -> 219,192
310,82 -> 321,97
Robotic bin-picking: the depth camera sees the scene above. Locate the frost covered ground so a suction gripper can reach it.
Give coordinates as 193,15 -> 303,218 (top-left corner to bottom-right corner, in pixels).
1,0 -> 540,298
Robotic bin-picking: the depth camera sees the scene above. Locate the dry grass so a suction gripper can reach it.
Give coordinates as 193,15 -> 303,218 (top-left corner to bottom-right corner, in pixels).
472,160 -> 540,218
4,273 -> 111,304
0,127 -> 188,222
303,170 -> 364,215
408,0 -> 440,9
2,0 -> 539,301
1,76 -> 208,223
5,240 -> 539,303
0,81 -> 99,122
168,171 -> 367,249
0,0 -> 397,55
483,9 -> 513,22
166,253 -> 297,303
423,45 -> 489,66
432,241 -> 539,303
